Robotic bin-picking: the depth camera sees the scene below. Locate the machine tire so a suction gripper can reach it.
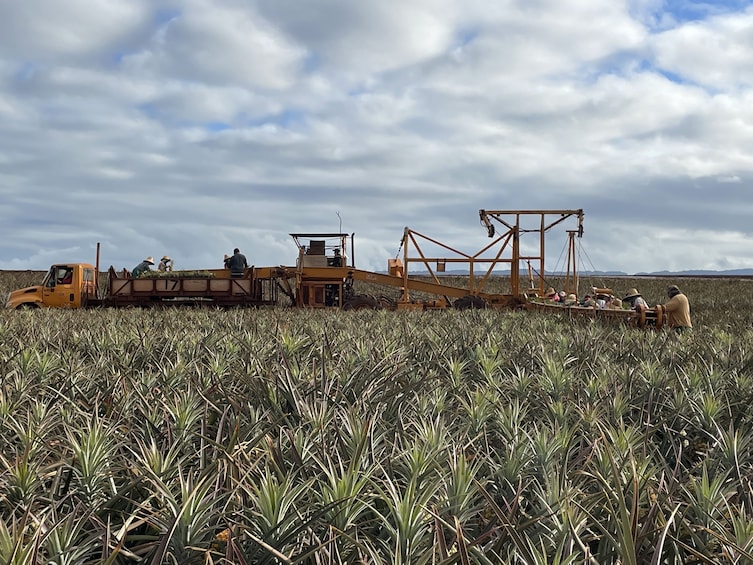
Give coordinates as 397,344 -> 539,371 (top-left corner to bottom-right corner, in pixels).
453,295 -> 487,310
18,302 -> 40,309
343,295 -> 380,311
377,295 -> 397,310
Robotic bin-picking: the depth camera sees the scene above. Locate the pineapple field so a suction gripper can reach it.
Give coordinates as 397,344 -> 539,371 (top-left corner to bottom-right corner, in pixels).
1,270 -> 753,564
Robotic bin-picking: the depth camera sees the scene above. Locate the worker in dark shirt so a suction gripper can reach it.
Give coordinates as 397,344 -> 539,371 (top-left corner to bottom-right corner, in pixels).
132,256 -> 154,278
227,248 -> 248,277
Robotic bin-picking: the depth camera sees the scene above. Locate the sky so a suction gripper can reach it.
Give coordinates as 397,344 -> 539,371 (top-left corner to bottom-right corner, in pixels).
2,0 -> 753,275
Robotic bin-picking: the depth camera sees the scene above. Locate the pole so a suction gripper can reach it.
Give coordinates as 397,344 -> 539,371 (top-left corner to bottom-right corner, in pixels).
95,242 -> 101,299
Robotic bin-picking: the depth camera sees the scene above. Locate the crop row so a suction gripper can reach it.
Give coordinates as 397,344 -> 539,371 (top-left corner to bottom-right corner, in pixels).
1,275 -> 753,563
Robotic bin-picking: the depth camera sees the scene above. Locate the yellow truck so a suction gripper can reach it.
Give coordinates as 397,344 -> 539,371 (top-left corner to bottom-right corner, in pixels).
6,263 -> 98,309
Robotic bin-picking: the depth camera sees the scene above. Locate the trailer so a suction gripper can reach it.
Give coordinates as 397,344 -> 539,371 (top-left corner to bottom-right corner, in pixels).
5,263 -> 278,309
4,209 -> 666,328
99,266 -> 277,307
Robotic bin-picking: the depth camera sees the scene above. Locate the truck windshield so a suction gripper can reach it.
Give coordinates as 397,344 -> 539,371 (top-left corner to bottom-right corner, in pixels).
43,266 -> 73,287
43,268 -> 56,288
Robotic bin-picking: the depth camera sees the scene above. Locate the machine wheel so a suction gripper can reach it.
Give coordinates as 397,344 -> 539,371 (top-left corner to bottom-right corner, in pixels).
17,303 -> 40,309
343,295 -> 380,311
634,303 -> 647,328
377,295 -> 397,310
453,295 -> 487,309
655,304 -> 664,329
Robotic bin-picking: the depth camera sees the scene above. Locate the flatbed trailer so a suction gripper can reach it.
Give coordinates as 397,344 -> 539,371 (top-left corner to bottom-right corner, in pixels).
87,266 -> 278,307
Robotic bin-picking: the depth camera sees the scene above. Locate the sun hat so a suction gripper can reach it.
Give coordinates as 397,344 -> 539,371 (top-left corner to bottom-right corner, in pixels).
566,293 -> 577,302
545,287 -> 556,296
624,288 -> 641,299
611,297 -> 623,308
161,255 -> 171,262
144,256 -> 154,264
224,254 -> 230,260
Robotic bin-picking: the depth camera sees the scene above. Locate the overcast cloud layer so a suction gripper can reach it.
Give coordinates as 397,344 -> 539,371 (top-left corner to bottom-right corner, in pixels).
2,0 -> 752,275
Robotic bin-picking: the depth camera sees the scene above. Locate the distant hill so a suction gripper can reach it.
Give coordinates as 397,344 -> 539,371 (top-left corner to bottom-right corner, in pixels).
633,269 -> 753,276
400,268 -> 753,277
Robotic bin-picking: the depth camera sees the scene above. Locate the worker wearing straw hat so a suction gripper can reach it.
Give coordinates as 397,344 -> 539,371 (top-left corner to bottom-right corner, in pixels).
623,288 -> 649,310
132,256 -> 154,278
158,255 -> 173,272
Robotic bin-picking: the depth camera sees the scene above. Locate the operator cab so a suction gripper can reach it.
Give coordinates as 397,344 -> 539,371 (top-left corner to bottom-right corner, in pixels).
290,233 -> 352,307
291,233 -> 350,269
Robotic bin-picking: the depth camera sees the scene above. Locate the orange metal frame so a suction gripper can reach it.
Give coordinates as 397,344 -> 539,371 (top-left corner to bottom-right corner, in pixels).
397,227 -> 516,303
477,209 -> 584,296
394,210 -> 584,302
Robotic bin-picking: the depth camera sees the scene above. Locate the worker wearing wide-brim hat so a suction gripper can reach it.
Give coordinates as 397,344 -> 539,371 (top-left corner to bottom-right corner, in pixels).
158,255 -> 173,272
544,287 -> 557,299
132,256 -> 155,278
623,288 -> 649,310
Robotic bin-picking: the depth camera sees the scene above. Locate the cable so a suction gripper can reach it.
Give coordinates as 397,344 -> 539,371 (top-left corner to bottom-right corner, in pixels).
575,239 -> 607,290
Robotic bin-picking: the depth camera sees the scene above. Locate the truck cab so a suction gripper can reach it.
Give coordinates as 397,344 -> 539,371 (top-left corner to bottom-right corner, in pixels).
6,263 -> 97,309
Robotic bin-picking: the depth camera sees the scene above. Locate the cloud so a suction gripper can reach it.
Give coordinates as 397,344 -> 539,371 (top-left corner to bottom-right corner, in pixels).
1,0 -> 752,277
651,8 -> 753,88
121,0 -> 306,90
0,0 -> 152,63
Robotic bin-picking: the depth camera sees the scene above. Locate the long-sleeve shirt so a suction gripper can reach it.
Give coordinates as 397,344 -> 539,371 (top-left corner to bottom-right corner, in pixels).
132,261 -> 152,278
227,252 -> 248,276
663,293 -> 692,329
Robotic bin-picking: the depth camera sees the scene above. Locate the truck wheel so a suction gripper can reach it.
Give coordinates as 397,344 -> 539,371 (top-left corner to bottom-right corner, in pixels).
453,295 -> 487,309
18,303 -> 40,309
343,295 -> 380,310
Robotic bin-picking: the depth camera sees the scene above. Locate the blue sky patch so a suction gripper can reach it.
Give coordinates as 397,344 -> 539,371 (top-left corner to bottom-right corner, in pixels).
14,63 -> 37,81
154,8 -> 181,26
205,122 -> 230,132
658,0 -> 751,23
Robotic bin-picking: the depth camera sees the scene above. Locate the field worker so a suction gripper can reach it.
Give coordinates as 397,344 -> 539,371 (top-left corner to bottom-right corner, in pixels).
623,288 -> 649,310
132,256 -> 154,278
58,267 -> 73,284
227,247 -> 248,277
664,285 -> 692,333
544,287 -> 557,300
330,248 -> 343,267
158,255 -> 173,272
223,254 -> 231,268
595,292 -> 611,308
